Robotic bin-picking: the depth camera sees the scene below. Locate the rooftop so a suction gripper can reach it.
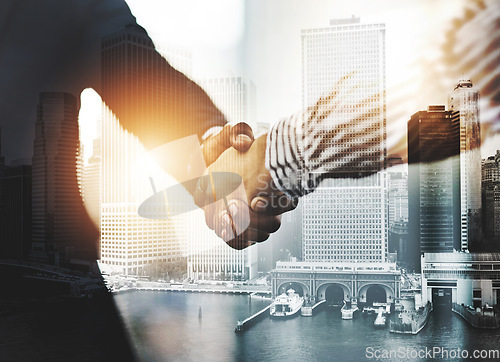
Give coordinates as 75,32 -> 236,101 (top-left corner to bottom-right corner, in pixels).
423,252 -> 500,263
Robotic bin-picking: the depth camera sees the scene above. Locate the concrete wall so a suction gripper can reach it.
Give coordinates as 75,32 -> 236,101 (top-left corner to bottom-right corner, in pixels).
457,279 -> 472,305
480,280 -> 494,305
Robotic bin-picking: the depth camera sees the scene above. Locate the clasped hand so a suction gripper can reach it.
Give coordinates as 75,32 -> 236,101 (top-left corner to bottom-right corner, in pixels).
199,124 -> 296,249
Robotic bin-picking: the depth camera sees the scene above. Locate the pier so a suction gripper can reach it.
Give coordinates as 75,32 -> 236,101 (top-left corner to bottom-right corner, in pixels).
301,300 -> 326,316
235,304 -> 272,333
132,286 -> 271,295
452,303 -> 500,329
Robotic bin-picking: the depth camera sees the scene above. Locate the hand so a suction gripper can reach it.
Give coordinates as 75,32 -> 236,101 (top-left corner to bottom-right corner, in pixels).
197,134 -> 297,249
201,123 -> 255,166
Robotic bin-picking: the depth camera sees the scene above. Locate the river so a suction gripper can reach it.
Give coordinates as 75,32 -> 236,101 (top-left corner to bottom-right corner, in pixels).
115,291 -> 500,361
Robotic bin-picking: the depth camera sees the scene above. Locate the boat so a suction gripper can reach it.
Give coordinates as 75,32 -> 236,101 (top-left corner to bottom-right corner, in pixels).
363,306 -> 377,315
374,308 -> 387,328
270,289 -> 304,318
341,301 -> 359,319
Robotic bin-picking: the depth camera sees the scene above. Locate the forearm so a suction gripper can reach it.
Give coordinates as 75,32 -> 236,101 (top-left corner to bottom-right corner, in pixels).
265,107 -> 385,199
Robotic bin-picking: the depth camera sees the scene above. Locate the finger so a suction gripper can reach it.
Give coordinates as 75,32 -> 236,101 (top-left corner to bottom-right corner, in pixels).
212,204 -> 281,245
226,234 -> 258,250
251,195 -> 298,215
225,228 -> 270,250
226,199 -> 281,234
226,232 -> 269,250
230,122 -> 254,152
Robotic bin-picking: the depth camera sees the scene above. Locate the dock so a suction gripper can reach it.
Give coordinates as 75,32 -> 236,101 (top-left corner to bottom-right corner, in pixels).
120,286 -> 271,295
389,302 -> 432,334
452,303 -> 500,329
301,300 -> 326,316
235,304 -> 272,333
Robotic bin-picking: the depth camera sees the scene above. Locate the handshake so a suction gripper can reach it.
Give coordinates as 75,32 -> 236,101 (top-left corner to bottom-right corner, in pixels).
198,123 -> 297,250
145,75 -> 383,250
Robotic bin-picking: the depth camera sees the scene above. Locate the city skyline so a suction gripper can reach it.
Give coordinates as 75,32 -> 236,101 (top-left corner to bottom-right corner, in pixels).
0,2 -> 499,360
0,9 -> 494,272
124,0 -> 499,159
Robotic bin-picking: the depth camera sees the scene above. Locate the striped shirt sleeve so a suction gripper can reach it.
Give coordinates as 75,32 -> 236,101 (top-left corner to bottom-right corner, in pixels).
265,86 -> 385,200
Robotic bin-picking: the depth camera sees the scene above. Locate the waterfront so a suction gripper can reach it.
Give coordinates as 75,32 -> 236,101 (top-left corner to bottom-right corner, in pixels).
115,291 -> 500,361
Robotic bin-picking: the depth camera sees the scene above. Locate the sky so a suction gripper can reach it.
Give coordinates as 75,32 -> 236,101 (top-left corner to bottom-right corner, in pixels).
80,0 -> 500,162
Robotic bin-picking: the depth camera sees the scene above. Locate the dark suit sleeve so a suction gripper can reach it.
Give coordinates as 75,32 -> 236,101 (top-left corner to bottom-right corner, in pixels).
0,0 -> 226,158
88,1 -> 227,149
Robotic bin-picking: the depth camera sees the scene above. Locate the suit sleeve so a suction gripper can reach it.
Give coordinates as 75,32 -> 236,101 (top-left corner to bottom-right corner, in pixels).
86,0 -> 227,149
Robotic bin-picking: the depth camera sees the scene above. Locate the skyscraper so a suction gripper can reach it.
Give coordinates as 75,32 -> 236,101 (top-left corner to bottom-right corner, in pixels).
187,76 -> 258,281
387,156 -> 408,228
100,25 -> 189,276
0,127 -> 33,260
448,79 -> 481,251
197,77 -> 256,129
300,17 -> 387,262
482,151 -> 500,249
31,92 -> 90,264
407,105 -> 460,257
82,138 -> 102,230
0,127 -> 4,170
386,155 -> 411,268
0,164 -> 32,259
482,152 -> 500,183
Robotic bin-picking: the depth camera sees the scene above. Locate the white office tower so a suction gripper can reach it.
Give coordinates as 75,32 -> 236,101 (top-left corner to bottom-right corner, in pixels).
387,156 -> 408,229
99,25 -> 189,276
187,77 -> 258,282
301,17 -> 387,262
448,79 -> 481,251
197,77 -> 256,129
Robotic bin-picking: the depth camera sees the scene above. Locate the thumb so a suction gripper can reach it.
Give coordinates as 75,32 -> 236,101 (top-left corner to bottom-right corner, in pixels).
202,123 -> 254,165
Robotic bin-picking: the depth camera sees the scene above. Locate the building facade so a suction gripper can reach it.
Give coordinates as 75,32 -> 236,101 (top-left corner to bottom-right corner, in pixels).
448,79 -> 482,251
482,151 -> 500,183
421,253 -> 500,308
197,77 -> 256,129
0,161 -> 32,260
31,92 -> 90,265
100,25 -> 189,276
482,150 -> 500,248
408,105 -> 461,260
301,17 -> 387,262
187,76 -> 258,281
270,261 -> 400,308
82,139 -> 102,233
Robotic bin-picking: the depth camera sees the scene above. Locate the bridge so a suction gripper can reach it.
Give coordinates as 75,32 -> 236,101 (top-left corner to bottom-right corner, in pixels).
270,261 -> 401,307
